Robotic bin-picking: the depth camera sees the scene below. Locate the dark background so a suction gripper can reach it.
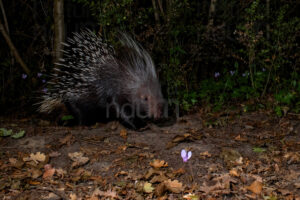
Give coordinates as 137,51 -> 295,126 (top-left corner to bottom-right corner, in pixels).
0,0 -> 299,116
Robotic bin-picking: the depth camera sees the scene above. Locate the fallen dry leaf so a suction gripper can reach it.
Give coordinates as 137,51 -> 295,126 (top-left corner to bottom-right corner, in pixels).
246,180 -> 263,194
56,168 -> 67,178
229,168 -> 240,177
164,179 -> 184,193
199,173 -> 236,194
120,129 -> 127,139
145,168 -> 160,179
23,152 -> 46,164
28,180 -> 41,185
284,152 -> 300,163
70,193 -> 77,200
143,182 -> 154,193
294,182 -> 300,189
49,151 -> 61,158
43,164 -> 55,179
29,168 -> 43,179
150,159 -> 168,169
234,134 -> 247,141
150,174 -> 168,183
59,133 -> 74,145
183,193 -> 200,200
68,152 -> 89,167
43,193 -> 60,200
166,134 -> 195,149
9,158 -> 24,168
91,188 -> 119,199
200,151 -> 212,158
199,182 -> 223,194
155,182 -> 166,197
173,168 -> 185,175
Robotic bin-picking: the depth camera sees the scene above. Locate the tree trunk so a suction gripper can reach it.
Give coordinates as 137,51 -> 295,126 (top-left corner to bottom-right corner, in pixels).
53,0 -> 65,64
151,0 -> 160,24
157,0 -> 164,16
208,0 -> 217,27
266,0 -> 270,40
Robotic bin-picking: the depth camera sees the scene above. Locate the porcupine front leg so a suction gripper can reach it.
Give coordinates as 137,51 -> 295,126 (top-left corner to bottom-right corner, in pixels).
120,112 -> 136,129
65,101 -> 84,125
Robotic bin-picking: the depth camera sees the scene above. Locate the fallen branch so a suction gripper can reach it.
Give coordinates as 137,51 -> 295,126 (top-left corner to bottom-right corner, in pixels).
0,17 -> 30,75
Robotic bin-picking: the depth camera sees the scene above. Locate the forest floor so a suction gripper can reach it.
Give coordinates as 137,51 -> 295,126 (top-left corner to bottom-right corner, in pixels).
0,109 -> 300,200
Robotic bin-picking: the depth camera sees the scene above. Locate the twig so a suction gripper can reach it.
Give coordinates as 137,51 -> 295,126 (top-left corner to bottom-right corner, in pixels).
0,18 -> 30,75
188,162 -> 195,182
0,0 -> 15,64
261,63 -> 273,98
0,0 -> 9,33
287,113 -> 300,116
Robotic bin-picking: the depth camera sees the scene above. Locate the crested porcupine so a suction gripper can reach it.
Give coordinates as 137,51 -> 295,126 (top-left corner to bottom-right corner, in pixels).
38,30 -> 165,128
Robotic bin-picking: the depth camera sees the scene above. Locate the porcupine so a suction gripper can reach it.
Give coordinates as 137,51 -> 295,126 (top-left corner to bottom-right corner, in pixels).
38,30 -> 164,128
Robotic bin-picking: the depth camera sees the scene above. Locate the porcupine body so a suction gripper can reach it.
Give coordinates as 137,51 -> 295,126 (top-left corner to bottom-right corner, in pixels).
39,30 -> 164,128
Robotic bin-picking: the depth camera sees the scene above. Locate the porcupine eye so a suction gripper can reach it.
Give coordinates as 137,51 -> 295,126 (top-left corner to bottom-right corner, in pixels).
141,95 -> 148,102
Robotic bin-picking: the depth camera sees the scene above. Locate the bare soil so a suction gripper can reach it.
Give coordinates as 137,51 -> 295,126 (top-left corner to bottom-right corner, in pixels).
0,110 -> 299,199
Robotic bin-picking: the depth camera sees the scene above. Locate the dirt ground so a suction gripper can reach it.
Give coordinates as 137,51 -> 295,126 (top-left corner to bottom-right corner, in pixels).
0,109 -> 299,200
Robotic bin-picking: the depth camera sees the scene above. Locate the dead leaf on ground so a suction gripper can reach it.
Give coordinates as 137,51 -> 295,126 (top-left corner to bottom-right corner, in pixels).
164,179 -> 184,193
246,180 -> 263,194
69,193 -> 77,200
173,168 -> 185,175
68,152 -> 89,167
143,182 -> 154,193
59,133 -> 74,146
234,134 -> 247,141
183,193 -> 200,200
9,158 -> 24,168
199,173 -> 236,194
23,152 -> 46,164
229,167 -> 241,177
145,168 -> 160,180
200,151 -> 212,158
150,159 -> 168,169
294,182 -> 300,189
56,168 -> 67,178
120,129 -> 127,139
49,151 -> 61,157
43,164 -> 55,179
93,189 -> 119,199
166,134 -> 193,149
150,174 -> 168,183
284,152 -> 300,163
155,182 -> 166,197
220,148 -> 243,166
29,168 -> 43,179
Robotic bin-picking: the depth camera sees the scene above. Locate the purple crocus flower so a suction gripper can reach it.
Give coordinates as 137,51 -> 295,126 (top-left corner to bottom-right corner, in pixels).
230,70 -> 235,76
37,72 -> 42,77
214,72 -> 220,78
181,149 -> 192,162
42,79 -> 46,83
42,88 -> 48,93
22,74 -> 27,79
